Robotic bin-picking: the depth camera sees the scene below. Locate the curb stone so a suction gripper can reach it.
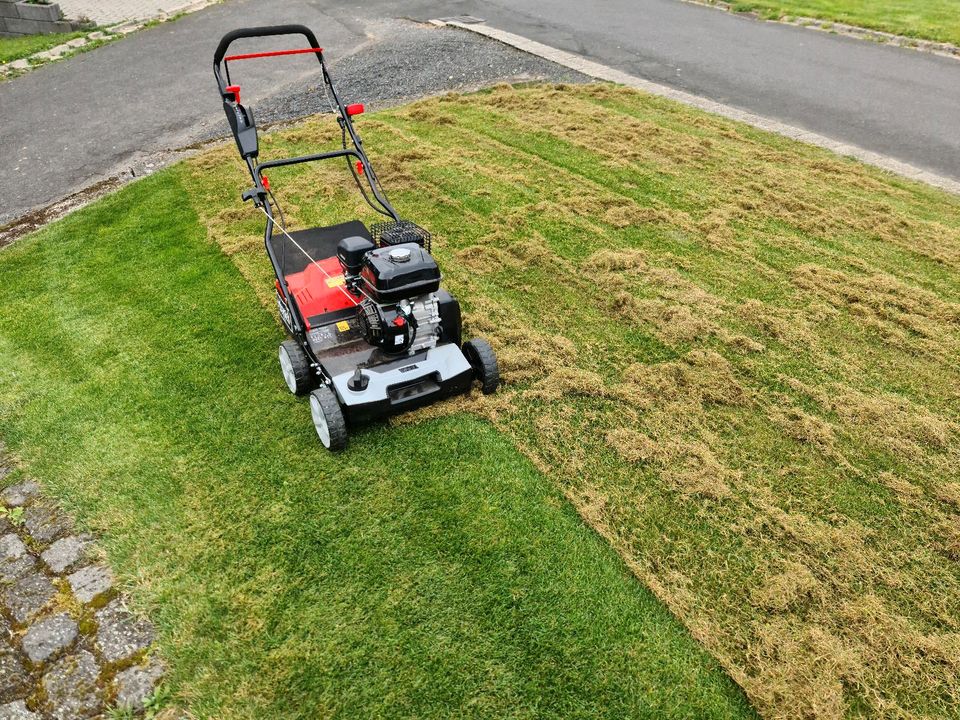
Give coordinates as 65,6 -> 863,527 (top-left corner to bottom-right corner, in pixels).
3,574 -> 55,625
42,650 -> 101,720
21,614 -> 78,665
23,506 -> 71,545
0,27 -> 114,79
66,565 -> 113,605
95,599 -> 153,664
41,535 -> 90,574
0,0 -> 222,79
0,443 -> 166,716
0,700 -> 40,719
1,483 -> 38,508
0,649 -> 31,701
115,658 -> 165,711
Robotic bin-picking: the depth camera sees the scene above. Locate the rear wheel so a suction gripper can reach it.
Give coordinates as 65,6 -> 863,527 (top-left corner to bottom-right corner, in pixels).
279,340 -> 314,396
309,386 -> 348,451
462,338 -> 500,395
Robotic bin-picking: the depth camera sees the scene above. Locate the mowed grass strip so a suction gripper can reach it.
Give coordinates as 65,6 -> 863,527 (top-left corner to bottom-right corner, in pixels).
0,171 -> 755,718
725,0 -> 960,46
182,83 -> 960,719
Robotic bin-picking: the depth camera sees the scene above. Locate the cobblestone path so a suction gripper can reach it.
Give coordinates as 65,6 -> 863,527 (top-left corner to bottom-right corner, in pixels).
0,444 -> 165,719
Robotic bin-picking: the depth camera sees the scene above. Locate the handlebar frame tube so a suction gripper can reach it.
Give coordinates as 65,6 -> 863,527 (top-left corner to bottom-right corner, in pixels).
213,25 -> 402,338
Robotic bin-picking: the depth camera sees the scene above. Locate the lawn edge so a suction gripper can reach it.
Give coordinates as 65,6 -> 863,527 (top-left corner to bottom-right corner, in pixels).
680,0 -> 960,61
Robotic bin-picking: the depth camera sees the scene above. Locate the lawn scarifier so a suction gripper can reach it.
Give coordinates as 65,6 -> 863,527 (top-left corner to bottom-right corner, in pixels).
213,25 -> 499,450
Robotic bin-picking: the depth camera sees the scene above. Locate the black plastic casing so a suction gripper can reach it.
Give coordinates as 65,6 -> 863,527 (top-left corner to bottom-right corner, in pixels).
436,290 -> 462,346
337,235 -> 376,276
360,242 -> 441,304
223,103 -> 259,159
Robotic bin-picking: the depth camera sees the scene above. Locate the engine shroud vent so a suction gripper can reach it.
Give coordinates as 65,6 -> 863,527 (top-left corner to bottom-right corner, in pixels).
370,220 -> 432,253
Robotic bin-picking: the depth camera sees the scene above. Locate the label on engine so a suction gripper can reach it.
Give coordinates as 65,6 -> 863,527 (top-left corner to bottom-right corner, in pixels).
336,321 -> 350,332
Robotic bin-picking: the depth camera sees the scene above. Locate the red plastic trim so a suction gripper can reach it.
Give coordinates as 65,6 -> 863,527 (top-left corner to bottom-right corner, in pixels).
345,103 -> 364,117
284,258 -> 358,320
224,47 -> 323,62
225,85 -> 241,103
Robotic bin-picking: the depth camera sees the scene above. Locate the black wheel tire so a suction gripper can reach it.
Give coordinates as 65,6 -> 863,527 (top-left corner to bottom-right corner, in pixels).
279,340 -> 314,396
309,386 -> 348,451
463,338 -> 500,395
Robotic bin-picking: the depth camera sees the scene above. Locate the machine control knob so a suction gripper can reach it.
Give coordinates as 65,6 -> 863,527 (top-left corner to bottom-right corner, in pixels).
348,368 -> 370,391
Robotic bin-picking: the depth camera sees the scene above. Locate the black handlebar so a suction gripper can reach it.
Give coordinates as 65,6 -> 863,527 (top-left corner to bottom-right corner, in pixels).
213,24 -> 321,66
212,21 -> 401,239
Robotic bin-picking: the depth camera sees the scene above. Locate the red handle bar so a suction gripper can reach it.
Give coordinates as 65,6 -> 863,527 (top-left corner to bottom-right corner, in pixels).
224,47 -> 323,62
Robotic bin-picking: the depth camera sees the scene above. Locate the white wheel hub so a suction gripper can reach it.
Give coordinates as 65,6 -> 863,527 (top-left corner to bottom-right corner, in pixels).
310,393 -> 331,448
278,345 -> 297,394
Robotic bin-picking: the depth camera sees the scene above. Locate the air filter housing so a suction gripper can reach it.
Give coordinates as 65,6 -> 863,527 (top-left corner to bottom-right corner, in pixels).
337,235 -> 376,277
370,220 -> 432,252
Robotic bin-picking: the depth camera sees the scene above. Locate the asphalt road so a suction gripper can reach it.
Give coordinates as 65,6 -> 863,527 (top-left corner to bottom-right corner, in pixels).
3,0 -> 959,225
375,0 -> 960,178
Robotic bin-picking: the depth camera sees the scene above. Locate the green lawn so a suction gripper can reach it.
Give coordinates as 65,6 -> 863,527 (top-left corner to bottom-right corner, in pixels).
727,0 -> 960,45
3,82 -> 960,719
0,171 -> 753,718
0,31 -> 86,64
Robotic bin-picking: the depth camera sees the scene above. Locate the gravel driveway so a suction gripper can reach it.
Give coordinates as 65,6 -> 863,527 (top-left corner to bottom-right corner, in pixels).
251,19 -> 588,128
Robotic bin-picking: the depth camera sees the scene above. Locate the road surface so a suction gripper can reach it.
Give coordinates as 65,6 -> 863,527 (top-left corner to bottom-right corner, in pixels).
2,0 -> 958,226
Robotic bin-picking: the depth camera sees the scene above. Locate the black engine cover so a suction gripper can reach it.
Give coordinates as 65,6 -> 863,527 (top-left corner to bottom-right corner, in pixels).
360,242 -> 440,304
357,299 -> 414,353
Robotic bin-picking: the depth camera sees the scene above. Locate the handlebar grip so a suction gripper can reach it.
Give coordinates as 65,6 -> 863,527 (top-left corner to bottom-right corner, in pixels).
214,24 -> 321,66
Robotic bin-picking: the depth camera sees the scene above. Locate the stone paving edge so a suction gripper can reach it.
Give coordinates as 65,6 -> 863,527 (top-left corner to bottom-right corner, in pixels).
0,444 -> 167,717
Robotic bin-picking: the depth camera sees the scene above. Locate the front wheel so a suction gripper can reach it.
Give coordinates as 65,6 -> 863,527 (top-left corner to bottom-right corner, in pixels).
279,340 -> 314,396
309,386 -> 348,451
462,338 -> 500,395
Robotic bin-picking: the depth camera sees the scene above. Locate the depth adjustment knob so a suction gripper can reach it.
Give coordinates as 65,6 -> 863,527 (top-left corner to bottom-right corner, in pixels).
348,368 -> 370,391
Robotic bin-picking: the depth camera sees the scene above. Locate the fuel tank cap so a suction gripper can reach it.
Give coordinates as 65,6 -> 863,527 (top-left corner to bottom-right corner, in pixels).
389,247 -> 412,263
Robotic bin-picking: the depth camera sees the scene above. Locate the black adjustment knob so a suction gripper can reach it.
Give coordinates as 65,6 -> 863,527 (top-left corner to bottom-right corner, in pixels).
348,368 -> 369,392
